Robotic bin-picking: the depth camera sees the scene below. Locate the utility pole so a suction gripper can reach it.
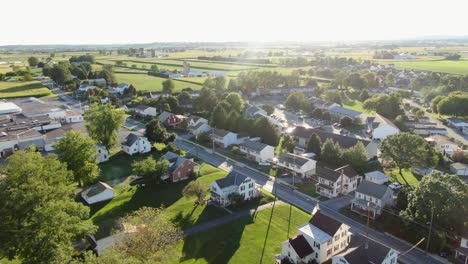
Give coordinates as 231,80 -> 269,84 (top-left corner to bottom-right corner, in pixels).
426,207 -> 434,253
212,127 -> 215,154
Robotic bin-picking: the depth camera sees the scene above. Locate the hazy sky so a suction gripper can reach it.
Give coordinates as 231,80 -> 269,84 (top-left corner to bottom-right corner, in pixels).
1,0 -> 467,45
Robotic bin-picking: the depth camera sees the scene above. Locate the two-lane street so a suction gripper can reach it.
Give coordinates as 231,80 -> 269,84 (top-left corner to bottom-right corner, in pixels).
174,138 -> 446,264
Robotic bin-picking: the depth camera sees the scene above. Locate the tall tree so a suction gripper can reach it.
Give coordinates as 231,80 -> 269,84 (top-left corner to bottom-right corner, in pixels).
380,132 -> 430,186
224,92 -> 244,113
132,158 -> 169,184
194,87 -> 218,113
27,56 -> 39,67
146,119 -> 175,144
254,116 -> 280,146
307,133 -> 322,155
84,103 -> 126,151
49,64 -> 72,85
97,207 -> 181,262
279,134 -> 295,153
341,142 -> 368,173
320,138 -> 342,165
363,93 -> 403,119
210,104 -> 227,129
285,92 -> 307,112
54,131 -> 99,187
182,181 -> 207,204
162,79 -> 175,94
0,149 -> 96,264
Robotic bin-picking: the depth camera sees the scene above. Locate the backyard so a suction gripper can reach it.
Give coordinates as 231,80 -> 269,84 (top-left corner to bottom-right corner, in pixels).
172,203 -> 310,264
115,73 -> 202,92
0,81 -> 51,98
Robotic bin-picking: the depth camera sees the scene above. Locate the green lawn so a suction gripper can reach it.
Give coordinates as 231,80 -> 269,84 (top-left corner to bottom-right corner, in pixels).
98,151 -> 163,182
385,168 -> 421,187
379,59 -> 468,75
0,81 -> 51,98
172,203 -> 310,264
296,183 -> 320,198
115,73 -> 202,92
341,94 -> 374,114
90,163 -> 228,239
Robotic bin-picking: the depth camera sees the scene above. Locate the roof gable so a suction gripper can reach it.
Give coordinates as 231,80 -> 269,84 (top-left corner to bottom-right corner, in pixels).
355,180 -> 390,199
309,209 -> 342,237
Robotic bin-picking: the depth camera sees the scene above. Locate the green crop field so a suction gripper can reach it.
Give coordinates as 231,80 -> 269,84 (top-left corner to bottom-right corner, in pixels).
115,73 -> 202,92
0,81 -> 51,98
379,59 -> 468,75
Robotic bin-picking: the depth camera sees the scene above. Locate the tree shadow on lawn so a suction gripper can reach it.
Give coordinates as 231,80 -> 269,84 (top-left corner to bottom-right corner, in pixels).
179,213 -> 253,264
172,202 -> 229,230
0,82 -> 44,93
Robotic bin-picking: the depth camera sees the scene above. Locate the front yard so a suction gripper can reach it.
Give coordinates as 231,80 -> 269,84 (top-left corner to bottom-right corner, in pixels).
171,203 -> 310,264
90,164 -> 228,239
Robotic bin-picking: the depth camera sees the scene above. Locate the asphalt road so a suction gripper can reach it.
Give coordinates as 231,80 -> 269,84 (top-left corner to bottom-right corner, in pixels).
174,138 -> 446,264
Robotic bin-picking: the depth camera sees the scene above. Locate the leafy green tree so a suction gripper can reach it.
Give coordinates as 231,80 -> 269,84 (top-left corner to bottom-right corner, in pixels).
100,207 -> 181,262
49,64 -> 72,85
84,103 -> 126,151
132,158 -> 169,184
194,87 -> 218,113
341,142 -> 368,173
150,64 -> 159,72
340,116 -> 353,127
254,116 -> 280,146
226,110 -> 240,132
344,73 -> 366,90
285,92 -> 307,112
320,138 -> 342,165
182,181 -> 207,204
436,92 -> 468,117
380,132 -> 431,186
385,72 -> 395,86
162,79 -> 175,94
146,119 -> 175,144
306,133 -> 322,155
279,134 -> 295,153
401,173 -> 468,247
166,96 -> 179,113
0,149 -> 96,264
210,103 -> 227,129
54,131 -> 99,187
224,92 -> 244,113
262,104 -> 275,115
177,91 -> 192,103
203,76 -> 226,91
430,95 -> 444,114
363,93 -> 403,119
27,56 -> 39,67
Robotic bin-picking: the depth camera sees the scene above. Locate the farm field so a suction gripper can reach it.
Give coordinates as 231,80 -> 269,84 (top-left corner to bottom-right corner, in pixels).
0,81 -> 51,98
172,203 -> 310,264
379,59 -> 468,75
115,73 -> 202,92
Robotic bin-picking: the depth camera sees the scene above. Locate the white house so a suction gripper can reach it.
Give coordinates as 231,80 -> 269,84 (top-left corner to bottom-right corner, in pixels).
446,118 -> 468,130
332,234 -> 399,264
81,182 -> 115,205
244,105 -> 267,118
187,116 -> 211,136
65,110 -> 83,123
350,180 -> 394,219
428,135 -> 460,156
210,128 -> 238,148
239,140 -> 275,163
455,232 -> 468,263
96,145 -> 109,163
366,114 -> 400,140
277,153 -> 317,178
85,78 -> 107,87
123,104 -> 157,117
308,97 -> 340,110
364,170 -> 390,185
450,162 -> 468,177
121,133 -> 151,155
278,205 -> 351,264
328,105 -> 362,121
210,172 -> 256,207
316,165 -> 362,198
108,83 -> 130,95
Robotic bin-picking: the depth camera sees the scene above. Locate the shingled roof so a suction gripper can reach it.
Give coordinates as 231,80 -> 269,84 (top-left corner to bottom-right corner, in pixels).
336,234 -> 394,264
292,126 -> 370,148
289,235 -> 314,258
309,208 -> 342,237
355,180 -> 391,199
278,153 -> 312,166
214,171 -> 250,189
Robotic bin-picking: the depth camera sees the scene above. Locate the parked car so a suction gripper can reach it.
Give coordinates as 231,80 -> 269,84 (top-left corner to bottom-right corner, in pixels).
389,182 -> 403,190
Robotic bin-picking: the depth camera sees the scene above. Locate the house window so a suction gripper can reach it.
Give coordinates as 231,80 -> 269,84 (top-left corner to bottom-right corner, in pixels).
327,249 -> 332,256
104,155 -> 107,159
240,186 -> 245,191
315,253 -> 318,259
327,240 -> 332,246
334,245 -> 339,251
335,234 -> 340,241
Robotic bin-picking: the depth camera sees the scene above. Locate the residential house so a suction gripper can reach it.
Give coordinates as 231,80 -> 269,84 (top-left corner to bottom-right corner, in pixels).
44,128 -> 66,151
332,234 -> 399,264
350,180 -> 394,219
158,111 -> 186,128
148,91 -> 171,99
81,182 -> 115,205
316,165 -> 362,198
446,118 -> 468,130
278,205 -> 351,264
291,126 -> 377,159
308,97 -> 340,111
405,121 -> 447,136
244,105 -> 267,118
85,78 -> 107,87
210,172 -> 256,207
124,104 -> 157,117
450,162 -> 468,177
186,116 -> 211,136
412,166 -> 442,176
161,151 -> 199,182
252,86 -> 316,98
277,153 -> 317,178
121,133 -> 151,155
210,128 -> 238,148
65,110 -> 83,123
427,134 -> 460,156
328,105 -> 362,121
455,232 -> 468,264
364,170 -> 390,185
96,145 -> 109,163
239,140 -> 275,163
108,83 -> 130,95
366,114 -> 400,140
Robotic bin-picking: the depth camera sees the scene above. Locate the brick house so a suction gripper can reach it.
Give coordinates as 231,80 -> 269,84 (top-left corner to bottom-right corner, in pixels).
161,151 -> 199,182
